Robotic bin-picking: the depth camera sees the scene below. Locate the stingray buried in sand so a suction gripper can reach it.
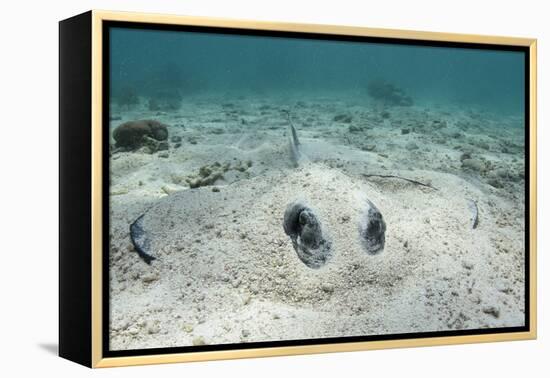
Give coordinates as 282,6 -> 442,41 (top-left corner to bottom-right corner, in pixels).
131,122 -> 386,269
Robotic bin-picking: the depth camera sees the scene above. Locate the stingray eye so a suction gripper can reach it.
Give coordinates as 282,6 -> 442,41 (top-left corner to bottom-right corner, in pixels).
359,200 -> 386,255
283,201 -> 332,269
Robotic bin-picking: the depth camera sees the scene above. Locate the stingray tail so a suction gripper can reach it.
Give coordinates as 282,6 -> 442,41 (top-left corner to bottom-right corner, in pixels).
284,109 -> 305,167
289,123 -> 303,166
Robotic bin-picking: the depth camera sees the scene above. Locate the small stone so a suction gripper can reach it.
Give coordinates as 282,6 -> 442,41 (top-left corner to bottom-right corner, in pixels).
137,146 -> 153,154
241,329 -> 250,338
478,142 -> 490,150
188,179 -> 201,189
170,135 -> 182,143
158,151 -> 169,158
482,306 -> 500,318
401,128 -> 410,135
128,327 -> 139,335
321,283 -> 334,293
494,168 -> 509,178
142,272 -> 159,283
334,114 -> 353,123
110,188 -> 129,196
182,324 -> 194,333
462,158 -> 486,173
142,136 -> 169,153
161,184 -> 181,195
199,166 -> 212,178
212,187 -> 220,192
119,321 -> 130,331
192,336 -> 206,346
147,322 -> 160,334
488,178 -> 503,188
340,215 -> 351,223
460,152 -> 472,162
406,141 -> 419,150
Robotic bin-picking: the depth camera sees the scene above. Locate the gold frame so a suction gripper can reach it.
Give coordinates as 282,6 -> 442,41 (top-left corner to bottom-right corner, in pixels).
90,9 -> 537,368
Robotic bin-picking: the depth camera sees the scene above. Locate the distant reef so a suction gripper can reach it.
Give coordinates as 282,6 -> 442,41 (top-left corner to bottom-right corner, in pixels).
367,79 -> 413,107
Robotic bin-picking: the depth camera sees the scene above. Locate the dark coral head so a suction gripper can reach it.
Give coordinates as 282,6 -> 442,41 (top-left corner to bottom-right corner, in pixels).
113,119 -> 169,149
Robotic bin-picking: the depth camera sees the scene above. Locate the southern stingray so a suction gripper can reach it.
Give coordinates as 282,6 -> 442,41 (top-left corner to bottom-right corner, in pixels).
130,117 -> 482,272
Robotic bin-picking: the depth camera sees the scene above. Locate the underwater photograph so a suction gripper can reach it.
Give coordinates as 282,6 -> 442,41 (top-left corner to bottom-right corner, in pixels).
106,25 -> 527,351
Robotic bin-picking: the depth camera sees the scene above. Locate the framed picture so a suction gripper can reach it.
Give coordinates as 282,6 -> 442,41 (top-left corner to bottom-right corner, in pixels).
59,10 -> 537,368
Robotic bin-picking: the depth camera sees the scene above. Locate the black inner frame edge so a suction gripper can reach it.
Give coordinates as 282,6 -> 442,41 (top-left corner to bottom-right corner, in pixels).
101,20 -> 531,358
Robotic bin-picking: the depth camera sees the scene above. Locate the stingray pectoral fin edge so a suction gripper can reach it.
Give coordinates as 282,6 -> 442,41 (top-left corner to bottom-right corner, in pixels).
130,214 -> 156,265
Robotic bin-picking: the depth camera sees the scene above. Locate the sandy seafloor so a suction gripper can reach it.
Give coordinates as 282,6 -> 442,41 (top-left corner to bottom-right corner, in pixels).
108,93 -> 526,351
